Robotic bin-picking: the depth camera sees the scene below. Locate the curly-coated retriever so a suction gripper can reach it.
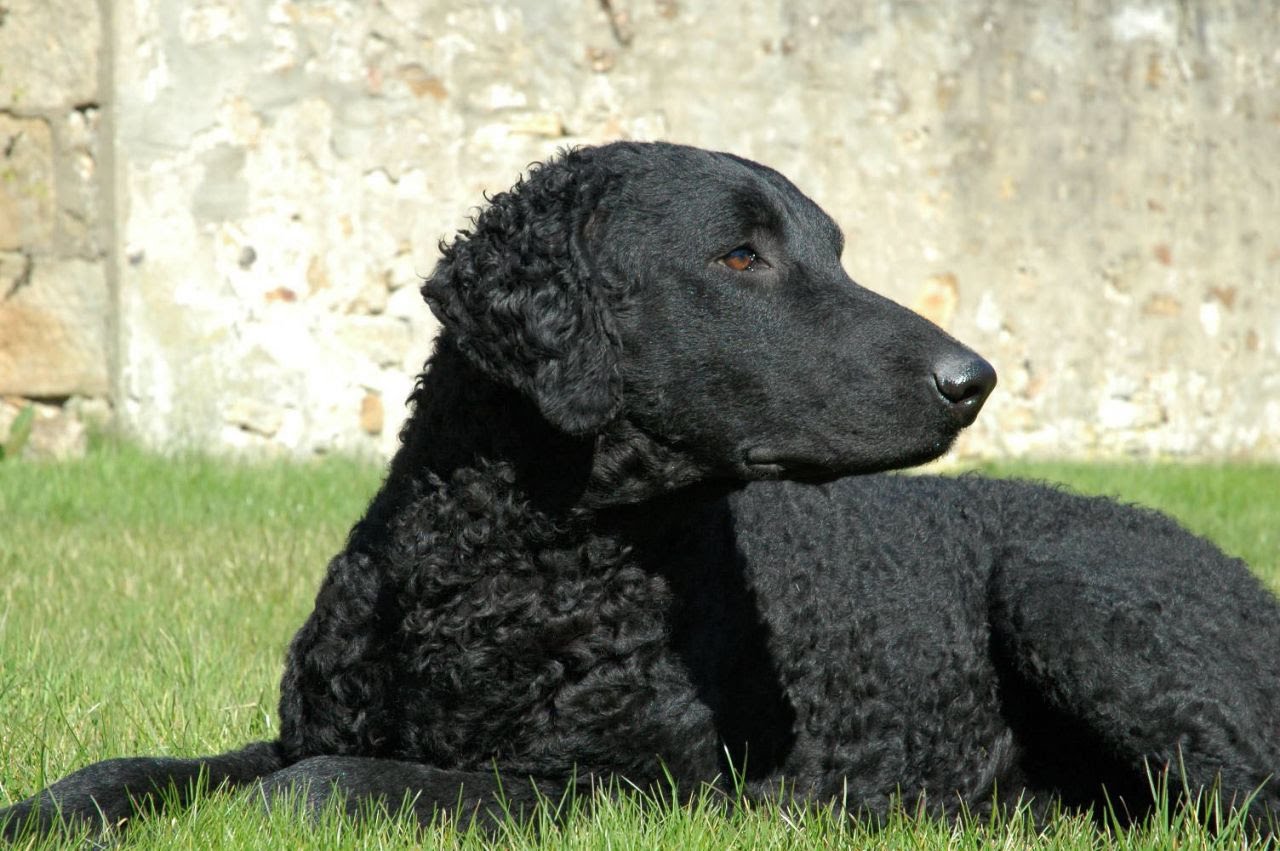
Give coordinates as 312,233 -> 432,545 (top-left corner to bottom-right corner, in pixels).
4,141 -> 1279,839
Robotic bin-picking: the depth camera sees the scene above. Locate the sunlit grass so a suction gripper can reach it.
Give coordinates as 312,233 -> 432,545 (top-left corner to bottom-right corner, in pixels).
1,446 -> 1276,848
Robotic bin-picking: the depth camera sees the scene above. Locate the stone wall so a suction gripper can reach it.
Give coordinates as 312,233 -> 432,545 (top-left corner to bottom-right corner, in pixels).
2,0 -> 1278,460
0,0 -> 110,456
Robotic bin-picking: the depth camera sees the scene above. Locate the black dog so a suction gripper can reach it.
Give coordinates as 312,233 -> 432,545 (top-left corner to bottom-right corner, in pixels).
4,141 -> 1279,838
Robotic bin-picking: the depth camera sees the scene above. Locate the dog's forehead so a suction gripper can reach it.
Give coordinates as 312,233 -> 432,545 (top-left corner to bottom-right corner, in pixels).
718,155 -> 841,244
617,146 -> 841,247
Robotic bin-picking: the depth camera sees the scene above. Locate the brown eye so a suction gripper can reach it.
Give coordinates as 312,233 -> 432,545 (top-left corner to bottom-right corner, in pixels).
720,247 -> 759,272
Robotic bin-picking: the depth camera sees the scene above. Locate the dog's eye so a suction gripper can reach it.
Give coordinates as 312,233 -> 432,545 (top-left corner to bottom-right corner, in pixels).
720,247 -> 762,272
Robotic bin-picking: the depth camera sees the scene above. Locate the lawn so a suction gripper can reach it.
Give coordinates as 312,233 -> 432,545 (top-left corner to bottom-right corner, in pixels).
0,446 -> 1276,849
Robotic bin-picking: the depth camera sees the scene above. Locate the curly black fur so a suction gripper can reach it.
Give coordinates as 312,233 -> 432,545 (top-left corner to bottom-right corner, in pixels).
4,142 -> 1279,840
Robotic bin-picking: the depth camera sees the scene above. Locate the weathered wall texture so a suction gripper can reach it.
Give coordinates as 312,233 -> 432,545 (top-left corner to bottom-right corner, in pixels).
2,0 -> 1278,459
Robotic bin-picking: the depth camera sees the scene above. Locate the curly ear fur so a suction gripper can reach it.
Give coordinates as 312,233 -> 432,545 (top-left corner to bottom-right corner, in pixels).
422,148 -> 622,436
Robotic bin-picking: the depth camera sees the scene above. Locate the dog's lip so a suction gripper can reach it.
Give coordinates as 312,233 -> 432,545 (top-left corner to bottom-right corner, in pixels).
742,443 -> 957,482
743,446 -> 790,471
742,448 -> 838,479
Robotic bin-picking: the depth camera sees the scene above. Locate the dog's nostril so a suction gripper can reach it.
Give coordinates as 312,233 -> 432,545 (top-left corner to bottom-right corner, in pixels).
934,356 -> 997,424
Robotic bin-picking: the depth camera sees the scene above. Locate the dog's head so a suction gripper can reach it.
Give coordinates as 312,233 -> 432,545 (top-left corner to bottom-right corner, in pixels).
424,142 -> 994,492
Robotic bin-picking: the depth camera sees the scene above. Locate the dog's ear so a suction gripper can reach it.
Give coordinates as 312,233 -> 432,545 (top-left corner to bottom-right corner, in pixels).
422,150 -> 622,436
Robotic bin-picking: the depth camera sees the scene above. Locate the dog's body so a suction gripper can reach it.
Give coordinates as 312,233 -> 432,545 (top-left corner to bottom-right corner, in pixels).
4,141 -> 1279,838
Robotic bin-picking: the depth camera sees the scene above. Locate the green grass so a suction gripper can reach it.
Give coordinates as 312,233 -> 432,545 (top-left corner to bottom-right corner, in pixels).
1,446 -> 1277,849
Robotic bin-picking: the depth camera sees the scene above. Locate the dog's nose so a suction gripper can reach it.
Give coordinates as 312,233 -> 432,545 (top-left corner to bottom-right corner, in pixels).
934,355 -> 997,426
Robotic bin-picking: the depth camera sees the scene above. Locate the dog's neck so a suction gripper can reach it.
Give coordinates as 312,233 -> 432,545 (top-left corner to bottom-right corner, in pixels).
347,337 -> 734,555
395,339 -> 597,509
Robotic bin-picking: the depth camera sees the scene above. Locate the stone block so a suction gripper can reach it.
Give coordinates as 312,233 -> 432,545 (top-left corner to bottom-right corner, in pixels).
0,115 -> 55,252
332,316 -> 414,370
359,391 -> 384,435
0,396 -> 88,459
0,255 -> 109,396
0,0 -> 101,109
223,396 -> 285,437
55,105 -> 104,257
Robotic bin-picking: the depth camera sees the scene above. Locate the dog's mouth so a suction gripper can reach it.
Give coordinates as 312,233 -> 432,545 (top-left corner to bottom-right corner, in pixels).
741,448 -> 846,483
742,435 -> 959,482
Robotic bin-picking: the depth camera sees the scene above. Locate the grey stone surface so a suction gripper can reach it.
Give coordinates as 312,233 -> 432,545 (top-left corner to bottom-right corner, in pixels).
0,115 -> 55,252
5,0 -> 1280,458
53,105 -> 106,258
0,0 -> 101,110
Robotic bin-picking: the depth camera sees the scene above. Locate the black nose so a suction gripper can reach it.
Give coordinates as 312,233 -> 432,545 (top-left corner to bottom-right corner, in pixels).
934,355 -> 997,426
